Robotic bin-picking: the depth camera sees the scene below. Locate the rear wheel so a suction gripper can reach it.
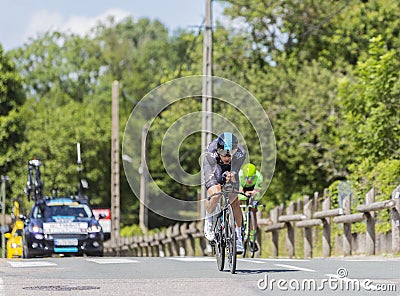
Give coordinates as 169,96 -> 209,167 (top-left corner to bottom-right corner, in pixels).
249,211 -> 257,258
215,214 -> 225,271
242,212 -> 250,258
226,204 -> 237,274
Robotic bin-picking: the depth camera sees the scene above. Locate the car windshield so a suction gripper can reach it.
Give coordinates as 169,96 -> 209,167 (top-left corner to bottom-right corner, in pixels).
33,204 -> 92,219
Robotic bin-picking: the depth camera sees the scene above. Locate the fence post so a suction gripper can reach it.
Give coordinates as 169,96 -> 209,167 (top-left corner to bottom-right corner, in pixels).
286,202 -> 295,258
304,200 -> 313,258
158,231 -> 166,257
343,195 -> 352,256
365,188 -> 376,256
171,224 -> 180,256
322,196 -> 331,257
186,222 -> 196,256
392,185 -> 400,254
270,207 -> 279,257
313,192 -> 319,248
145,235 -> 151,257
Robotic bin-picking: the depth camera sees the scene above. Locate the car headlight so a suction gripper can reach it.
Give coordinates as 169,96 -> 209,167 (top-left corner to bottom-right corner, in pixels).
11,243 -> 18,248
88,225 -> 102,233
30,225 -> 43,233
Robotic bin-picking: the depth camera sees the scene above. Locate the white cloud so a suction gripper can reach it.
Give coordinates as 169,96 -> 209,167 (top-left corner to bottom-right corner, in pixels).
22,8 -> 132,42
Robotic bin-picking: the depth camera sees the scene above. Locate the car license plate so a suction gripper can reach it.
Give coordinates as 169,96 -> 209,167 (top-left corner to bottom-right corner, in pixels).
54,238 -> 78,246
43,222 -> 88,234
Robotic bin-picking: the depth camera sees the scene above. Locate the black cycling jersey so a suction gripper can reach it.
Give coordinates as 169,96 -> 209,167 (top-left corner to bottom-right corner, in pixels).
203,138 -> 246,190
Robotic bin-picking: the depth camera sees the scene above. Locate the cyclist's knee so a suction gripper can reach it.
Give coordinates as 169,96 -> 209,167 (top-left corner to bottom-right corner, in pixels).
207,184 -> 221,196
230,196 -> 240,206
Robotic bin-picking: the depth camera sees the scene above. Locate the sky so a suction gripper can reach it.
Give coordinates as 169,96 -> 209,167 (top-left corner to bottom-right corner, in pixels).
0,0 -> 226,51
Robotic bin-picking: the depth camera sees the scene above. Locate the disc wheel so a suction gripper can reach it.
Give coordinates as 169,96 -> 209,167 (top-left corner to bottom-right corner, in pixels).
215,214 -> 225,271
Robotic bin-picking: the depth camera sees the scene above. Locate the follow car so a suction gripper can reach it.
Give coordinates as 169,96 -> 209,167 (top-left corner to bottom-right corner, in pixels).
22,196 -> 104,258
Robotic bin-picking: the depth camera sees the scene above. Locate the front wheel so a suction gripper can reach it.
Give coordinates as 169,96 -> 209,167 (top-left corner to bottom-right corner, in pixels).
215,214 -> 225,271
225,204 -> 237,274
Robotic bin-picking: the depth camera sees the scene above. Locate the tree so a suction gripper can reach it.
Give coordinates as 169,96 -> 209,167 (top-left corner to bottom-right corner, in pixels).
212,0 -> 400,204
339,36 -> 400,170
7,17 -> 204,224
0,44 -> 26,176
222,0 -> 400,69
10,32 -> 103,102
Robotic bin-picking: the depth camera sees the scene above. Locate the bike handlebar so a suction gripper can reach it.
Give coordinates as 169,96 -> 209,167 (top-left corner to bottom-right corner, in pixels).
239,204 -> 265,209
206,184 -> 248,201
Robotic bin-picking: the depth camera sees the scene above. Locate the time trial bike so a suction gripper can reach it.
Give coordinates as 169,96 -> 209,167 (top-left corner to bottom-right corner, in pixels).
239,193 -> 264,258
208,183 -> 238,273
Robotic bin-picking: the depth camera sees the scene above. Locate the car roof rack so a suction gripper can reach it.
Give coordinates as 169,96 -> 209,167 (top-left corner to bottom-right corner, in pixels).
24,144 -> 91,204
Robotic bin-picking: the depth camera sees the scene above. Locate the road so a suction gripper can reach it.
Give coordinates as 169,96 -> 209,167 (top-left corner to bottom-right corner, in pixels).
0,256 -> 399,296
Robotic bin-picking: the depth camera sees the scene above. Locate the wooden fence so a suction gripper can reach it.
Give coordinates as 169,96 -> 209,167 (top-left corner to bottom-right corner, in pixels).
104,184 -> 400,258
104,221 -> 208,257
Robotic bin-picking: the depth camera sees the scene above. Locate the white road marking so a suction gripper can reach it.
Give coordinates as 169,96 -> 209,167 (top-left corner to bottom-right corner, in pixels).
238,259 -> 265,264
167,257 -> 216,262
274,263 -> 316,272
343,259 -> 397,262
7,261 -> 57,268
85,258 -> 139,264
255,258 -> 310,262
0,278 -> 4,296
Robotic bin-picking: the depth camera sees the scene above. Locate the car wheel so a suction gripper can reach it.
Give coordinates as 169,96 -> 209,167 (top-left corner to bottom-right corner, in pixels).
23,244 -> 32,258
22,238 -> 32,259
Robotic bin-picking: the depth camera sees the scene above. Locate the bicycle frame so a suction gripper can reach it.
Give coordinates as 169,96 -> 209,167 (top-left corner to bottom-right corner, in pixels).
25,159 -> 43,202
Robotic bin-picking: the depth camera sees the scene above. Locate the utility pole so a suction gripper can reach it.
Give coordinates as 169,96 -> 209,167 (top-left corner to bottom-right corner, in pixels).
139,124 -> 149,234
111,81 -> 120,247
1,175 -> 9,259
201,0 -> 213,214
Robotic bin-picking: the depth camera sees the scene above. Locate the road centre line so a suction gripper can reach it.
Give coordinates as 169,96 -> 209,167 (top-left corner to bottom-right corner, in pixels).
274,263 -> 316,272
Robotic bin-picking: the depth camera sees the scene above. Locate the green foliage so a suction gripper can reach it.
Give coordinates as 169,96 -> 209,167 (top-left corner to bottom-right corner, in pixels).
120,223 -> 164,237
0,44 -> 26,191
339,36 -> 400,169
10,32 -> 103,102
120,224 -> 144,237
147,98 -> 202,202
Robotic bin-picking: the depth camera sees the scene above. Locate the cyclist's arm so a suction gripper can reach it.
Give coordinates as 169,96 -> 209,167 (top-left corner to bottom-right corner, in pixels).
203,151 -> 219,189
231,144 -> 246,175
252,172 -> 264,200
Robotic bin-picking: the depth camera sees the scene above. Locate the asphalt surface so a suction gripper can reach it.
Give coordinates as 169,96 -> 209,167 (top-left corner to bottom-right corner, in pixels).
0,256 -> 399,296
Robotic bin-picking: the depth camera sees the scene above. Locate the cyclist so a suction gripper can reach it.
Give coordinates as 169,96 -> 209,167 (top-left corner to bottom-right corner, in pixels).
203,132 -> 246,253
239,163 -> 264,252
